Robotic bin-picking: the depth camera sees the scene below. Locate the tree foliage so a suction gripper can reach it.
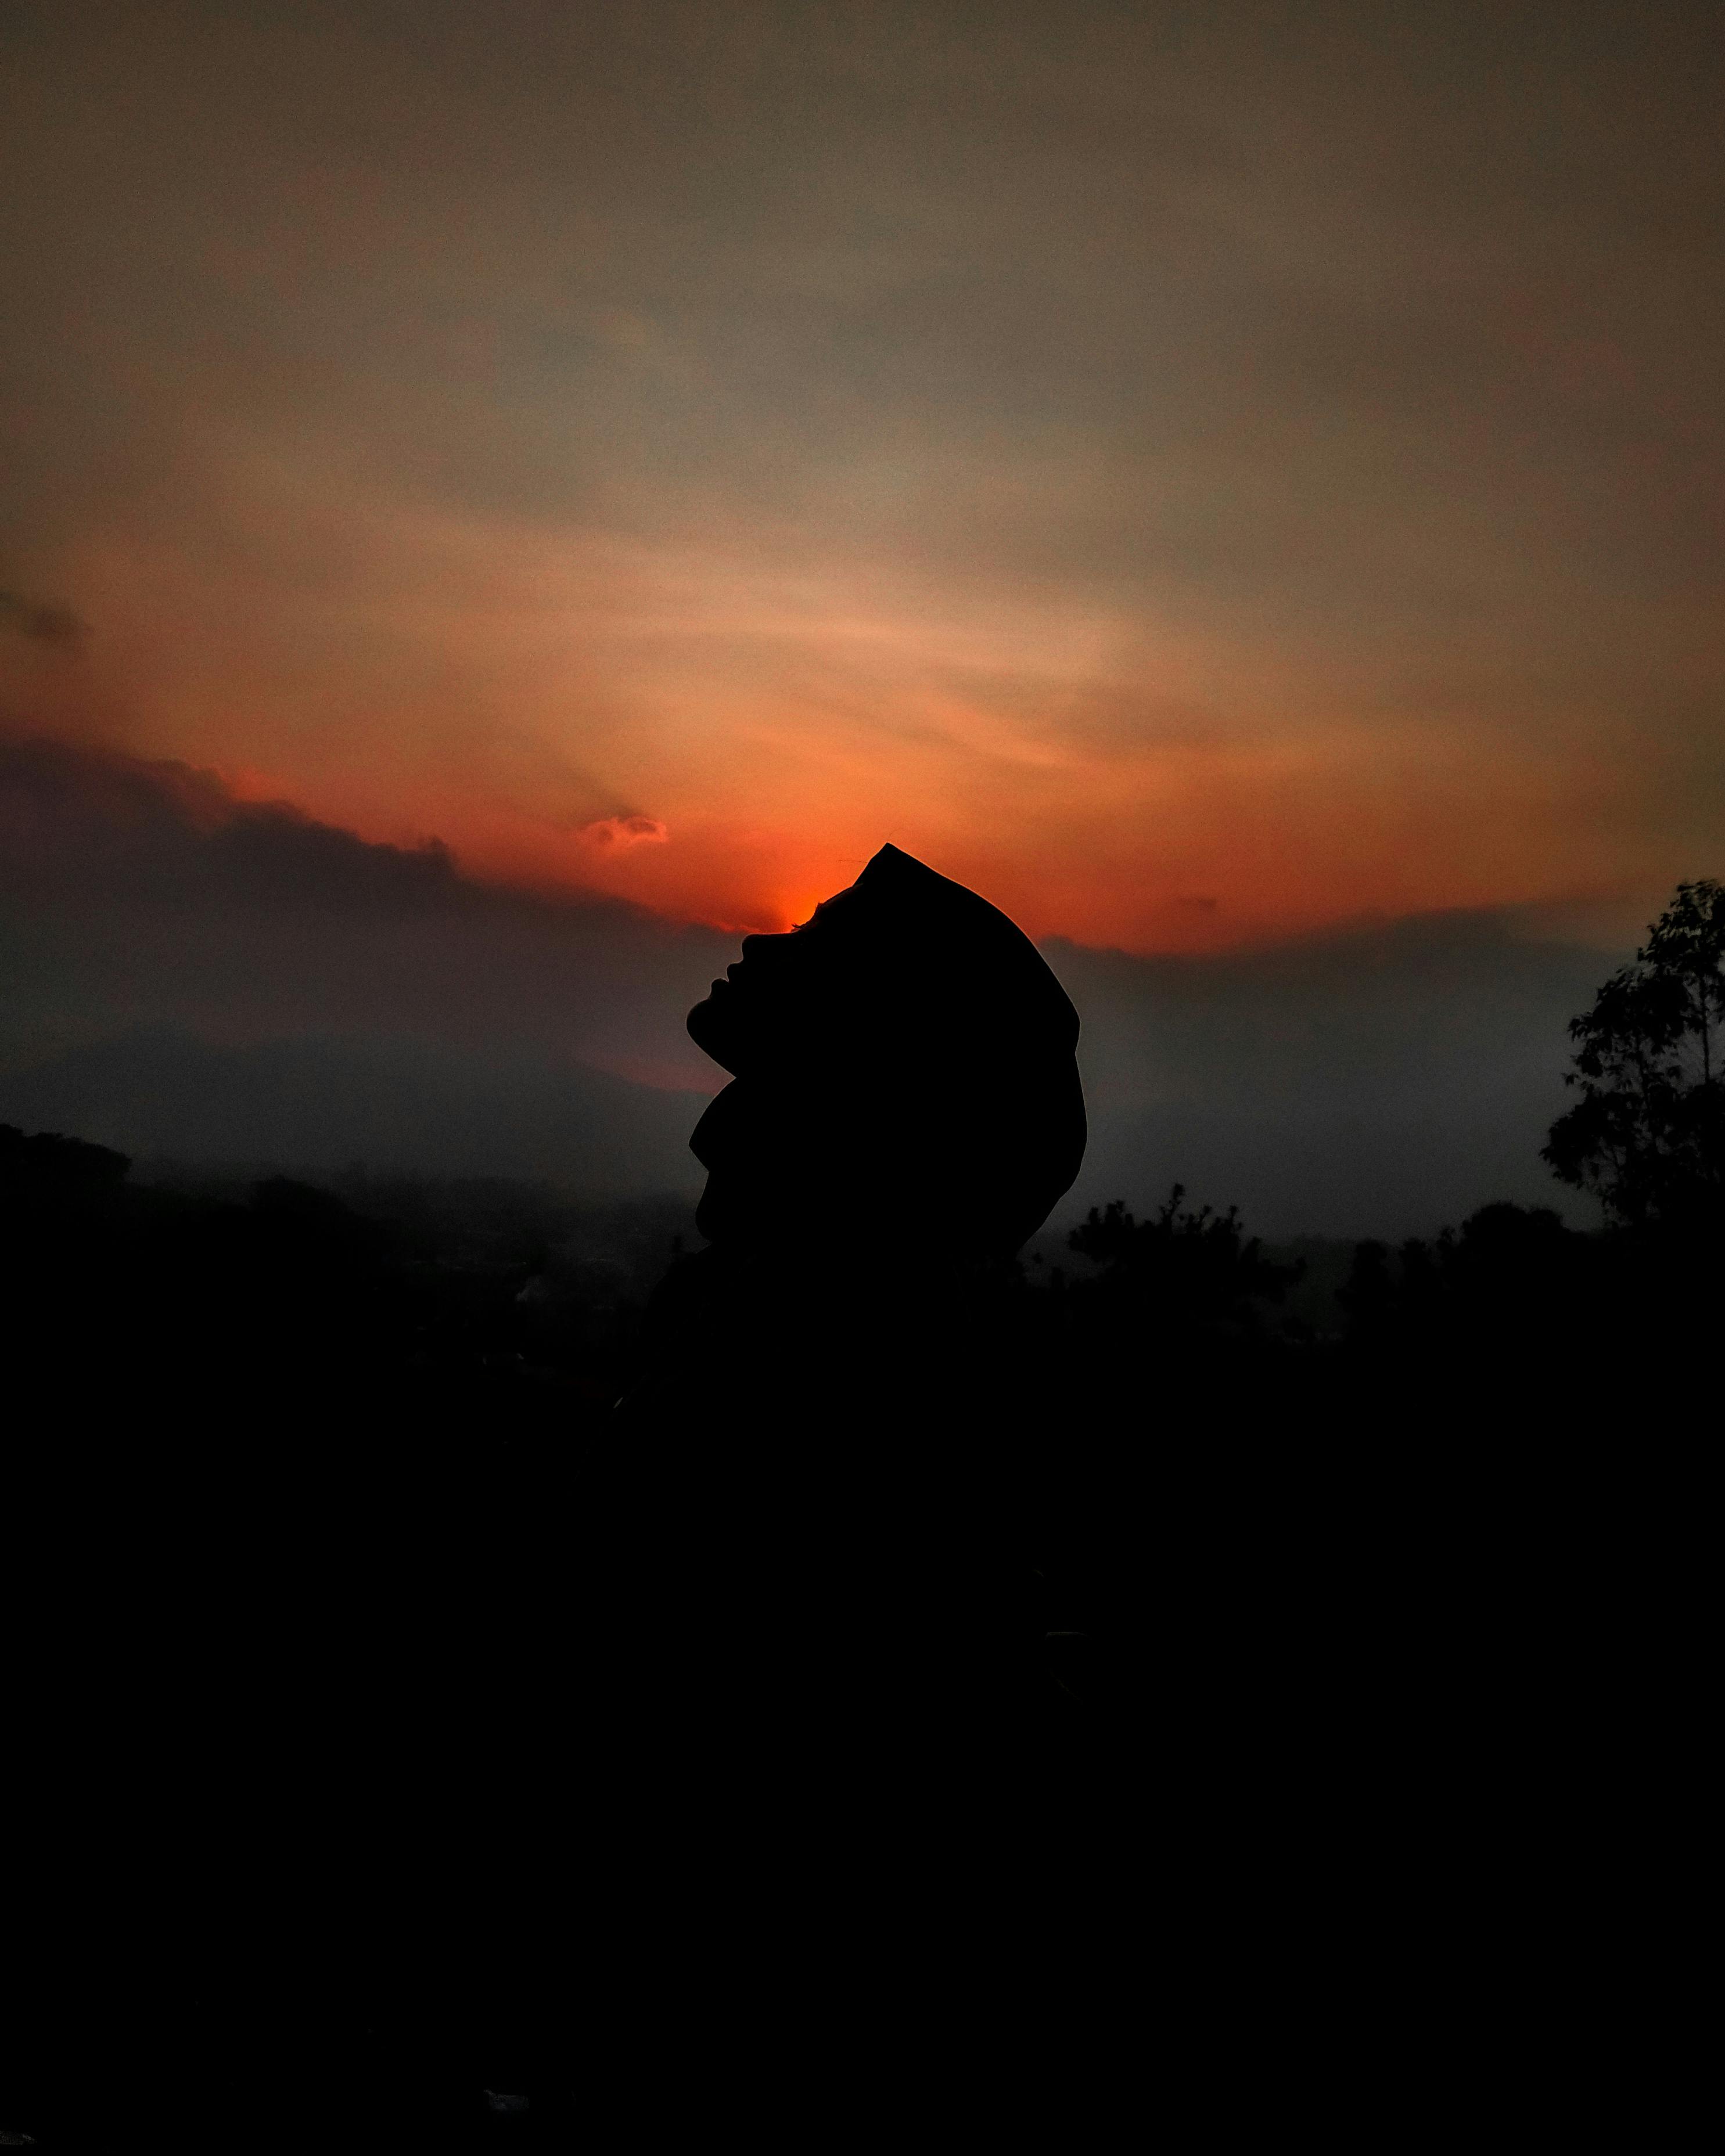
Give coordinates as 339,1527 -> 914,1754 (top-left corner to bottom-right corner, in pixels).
1068,1183 -> 1300,1334
1543,879 -> 1725,1224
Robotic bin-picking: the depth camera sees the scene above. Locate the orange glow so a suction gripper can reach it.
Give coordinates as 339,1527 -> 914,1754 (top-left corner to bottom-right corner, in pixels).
3,443 -> 1690,958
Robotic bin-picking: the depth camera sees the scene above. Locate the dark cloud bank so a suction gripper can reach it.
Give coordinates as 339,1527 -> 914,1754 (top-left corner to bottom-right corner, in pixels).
1056,925 -> 1604,1238
1,736 -> 1611,1237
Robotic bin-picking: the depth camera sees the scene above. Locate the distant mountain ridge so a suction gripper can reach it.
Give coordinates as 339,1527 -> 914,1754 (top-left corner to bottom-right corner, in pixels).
0,1028 -> 706,1193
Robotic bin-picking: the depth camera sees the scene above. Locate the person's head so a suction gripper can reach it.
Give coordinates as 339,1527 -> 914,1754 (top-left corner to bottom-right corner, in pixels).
687,845 -> 1085,1259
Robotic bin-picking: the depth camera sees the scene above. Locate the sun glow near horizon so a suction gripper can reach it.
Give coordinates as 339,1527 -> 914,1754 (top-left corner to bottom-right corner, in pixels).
26,474 -> 1638,953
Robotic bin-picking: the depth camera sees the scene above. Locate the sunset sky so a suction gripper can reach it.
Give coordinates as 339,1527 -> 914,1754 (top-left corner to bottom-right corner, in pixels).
6,0 -> 1722,952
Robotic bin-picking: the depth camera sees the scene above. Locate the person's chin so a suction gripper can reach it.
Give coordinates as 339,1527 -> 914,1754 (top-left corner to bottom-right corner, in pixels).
686,994 -> 732,1061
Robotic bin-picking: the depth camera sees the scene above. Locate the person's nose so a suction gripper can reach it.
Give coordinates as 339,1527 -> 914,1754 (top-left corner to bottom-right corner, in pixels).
738,931 -> 795,966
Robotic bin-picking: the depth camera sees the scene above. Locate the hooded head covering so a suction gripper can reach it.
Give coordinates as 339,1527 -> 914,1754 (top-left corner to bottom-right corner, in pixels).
687,845 -> 1085,1258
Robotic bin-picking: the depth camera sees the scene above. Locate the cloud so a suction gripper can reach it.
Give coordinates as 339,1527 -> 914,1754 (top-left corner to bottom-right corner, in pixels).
579,813 -> 668,847
0,733 -> 728,1093
1049,913 -> 1616,1239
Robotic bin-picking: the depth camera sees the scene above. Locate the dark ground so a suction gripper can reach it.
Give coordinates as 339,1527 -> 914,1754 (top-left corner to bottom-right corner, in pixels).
1,1133 -> 1709,2144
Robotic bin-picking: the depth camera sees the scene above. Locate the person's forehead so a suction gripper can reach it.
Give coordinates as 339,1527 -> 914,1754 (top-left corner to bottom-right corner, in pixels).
797,887 -> 864,931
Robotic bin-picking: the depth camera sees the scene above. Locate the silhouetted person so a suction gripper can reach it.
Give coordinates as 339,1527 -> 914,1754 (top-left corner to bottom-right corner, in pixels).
626,843 -> 1083,1410
604,845 -> 1086,1747
573,851 -> 1099,2108
687,841 -> 1085,1265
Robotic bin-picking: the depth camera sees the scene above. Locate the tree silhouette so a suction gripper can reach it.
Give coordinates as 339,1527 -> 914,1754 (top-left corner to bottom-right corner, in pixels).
1068,1183 -> 1300,1335
1543,879 -> 1725,1225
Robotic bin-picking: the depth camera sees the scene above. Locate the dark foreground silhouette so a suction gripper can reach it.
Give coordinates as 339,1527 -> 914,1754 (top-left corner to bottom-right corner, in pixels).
601,844 -> 1091,1736
4,862 -> 1718,2143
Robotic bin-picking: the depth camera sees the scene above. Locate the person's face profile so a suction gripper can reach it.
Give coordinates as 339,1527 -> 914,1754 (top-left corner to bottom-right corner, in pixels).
687,890 -> 862,1077
685,843 -> 1085,1256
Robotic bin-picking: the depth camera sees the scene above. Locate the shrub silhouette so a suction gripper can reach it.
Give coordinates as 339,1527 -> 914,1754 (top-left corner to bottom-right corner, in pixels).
1067,1183 -> 1301,1338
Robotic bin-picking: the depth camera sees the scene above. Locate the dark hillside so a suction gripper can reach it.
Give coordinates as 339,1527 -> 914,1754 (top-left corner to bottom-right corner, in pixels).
3,1128 -> 1712,2145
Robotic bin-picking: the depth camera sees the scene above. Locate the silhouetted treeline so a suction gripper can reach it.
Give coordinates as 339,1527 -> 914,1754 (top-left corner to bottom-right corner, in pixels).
1,1126 -> 693,1439
6,1123 -> 1717,2146
6,1102 -> 1719,1455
